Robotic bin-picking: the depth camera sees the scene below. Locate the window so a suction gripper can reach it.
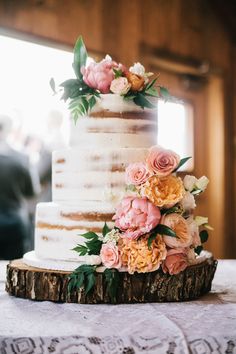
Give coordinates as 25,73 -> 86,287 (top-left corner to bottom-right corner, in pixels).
0,34 -> 73,145
157,100 -> 194,171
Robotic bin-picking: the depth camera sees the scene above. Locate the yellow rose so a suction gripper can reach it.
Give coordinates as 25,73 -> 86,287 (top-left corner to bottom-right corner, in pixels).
119,235 -> 166,274
142,175 -> 185,208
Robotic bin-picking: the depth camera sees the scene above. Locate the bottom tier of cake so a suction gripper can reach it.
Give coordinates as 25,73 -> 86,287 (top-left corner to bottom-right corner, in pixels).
6,256 -> 217,303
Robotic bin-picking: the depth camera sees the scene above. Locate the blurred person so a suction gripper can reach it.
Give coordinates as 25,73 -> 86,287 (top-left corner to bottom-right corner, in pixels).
37,110 -> 67,202
0,114 -> 37,259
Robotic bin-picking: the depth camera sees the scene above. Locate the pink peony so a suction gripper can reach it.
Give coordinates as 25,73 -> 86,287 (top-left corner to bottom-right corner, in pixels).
146,145 -> 180,177
100,242 -> 121,269
110,77 -> 131,95
162,248 -> 189,275
161,213 -> 192,248
81,57 -> 121,93
125,162 -> 151,186
113,196 -> 161,240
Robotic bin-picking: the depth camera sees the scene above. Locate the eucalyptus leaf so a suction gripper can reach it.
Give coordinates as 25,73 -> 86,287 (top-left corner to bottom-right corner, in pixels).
73,36 -> 88,80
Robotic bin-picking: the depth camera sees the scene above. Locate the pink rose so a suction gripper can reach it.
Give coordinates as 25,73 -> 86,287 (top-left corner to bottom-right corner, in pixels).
161,213 -> 192,248
146,145 -> 180,177
110,77 -> 131,95
125,162 -> 151,186
162,248 -> 189,275
113,196 -> 161,240
81,57 -> 121,93
100,242 -> 121,269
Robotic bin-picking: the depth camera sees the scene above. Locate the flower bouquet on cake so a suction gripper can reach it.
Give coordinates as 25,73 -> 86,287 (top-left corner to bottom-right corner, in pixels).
67,144 -> 215,302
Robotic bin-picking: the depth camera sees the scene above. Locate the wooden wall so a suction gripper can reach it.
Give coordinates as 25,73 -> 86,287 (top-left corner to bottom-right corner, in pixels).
0,0 -> 235,258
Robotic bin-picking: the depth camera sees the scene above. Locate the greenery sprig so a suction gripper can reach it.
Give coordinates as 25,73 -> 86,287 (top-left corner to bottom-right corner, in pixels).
72,222 -> 111,256
67,264 -> 96,294
194,229 -> 209,255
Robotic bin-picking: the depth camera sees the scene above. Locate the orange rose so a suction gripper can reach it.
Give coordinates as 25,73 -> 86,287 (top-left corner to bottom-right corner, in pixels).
126,72 -> 145,91
161,213 -> 192,248
142,175 -> 185,208
119,235 -> 166,274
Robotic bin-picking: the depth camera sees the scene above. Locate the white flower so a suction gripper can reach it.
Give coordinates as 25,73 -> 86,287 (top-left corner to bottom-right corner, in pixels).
180,191 -> 196,211
129,62 -> 146,77
110,77 -> 131,95
104,54 -> 112,61
194,216 -> 208,226
183,175 -> 197,192
103,229 -> 121,244
195,176 -> 209,192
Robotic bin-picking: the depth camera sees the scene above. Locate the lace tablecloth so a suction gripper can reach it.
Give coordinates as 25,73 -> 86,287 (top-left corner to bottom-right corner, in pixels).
0,260 -> 235,354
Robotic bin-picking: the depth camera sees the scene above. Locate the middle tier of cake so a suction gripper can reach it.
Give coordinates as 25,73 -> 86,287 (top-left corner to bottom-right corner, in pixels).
52,147 -> 149,204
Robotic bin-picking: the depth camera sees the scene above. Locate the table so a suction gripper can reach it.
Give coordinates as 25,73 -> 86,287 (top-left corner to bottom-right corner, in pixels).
0,260 -> 236,354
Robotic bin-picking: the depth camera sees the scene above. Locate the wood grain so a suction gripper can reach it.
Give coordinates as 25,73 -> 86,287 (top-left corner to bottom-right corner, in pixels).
6,258 -> 217,304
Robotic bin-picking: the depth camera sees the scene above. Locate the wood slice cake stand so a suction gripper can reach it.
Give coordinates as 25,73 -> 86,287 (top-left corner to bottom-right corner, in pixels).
6,257 -> 217,304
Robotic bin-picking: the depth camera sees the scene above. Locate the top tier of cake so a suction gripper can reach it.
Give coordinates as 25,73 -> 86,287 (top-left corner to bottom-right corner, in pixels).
52,94 -> 157,207
70,94 -> 157,148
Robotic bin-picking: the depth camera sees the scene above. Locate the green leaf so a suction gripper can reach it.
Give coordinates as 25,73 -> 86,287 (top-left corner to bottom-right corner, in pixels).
80,231 -> 99,240
81,96 -> 89,112
155,224 -> 177,237
73,36 -> 88,80
125,184 -> 138,192
85,272 -> 96,295
104,268 -> 119,303
161,205 -> 183,215
67,264 -> 96,294
88,95 -> 97,110
200,230 -> 208,244
145,78 -> 157,91
133,93 -> 156,109
195,245 -> 203,255
113,68 -> 122,78
72,245 -> 88,256
49,77 -> 56,94
147,233 -> 158,249
159,86 -> 170,100
102,222 -> 111,237
174,157 -> 192,172
145,86 -> 159,97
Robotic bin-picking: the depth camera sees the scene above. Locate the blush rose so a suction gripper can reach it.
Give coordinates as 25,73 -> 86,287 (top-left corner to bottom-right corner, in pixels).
125,162 -> 151,186
146,145 -> 180,177
161,213 -> 192,248
162,248 -> 189,275
113,196 -> 161,240
100,242 -> 121,269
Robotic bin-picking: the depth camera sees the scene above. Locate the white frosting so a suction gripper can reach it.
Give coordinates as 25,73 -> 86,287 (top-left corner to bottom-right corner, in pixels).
28,95 -> 157,270
23,251 -> 101,271
52,148 -> 149,204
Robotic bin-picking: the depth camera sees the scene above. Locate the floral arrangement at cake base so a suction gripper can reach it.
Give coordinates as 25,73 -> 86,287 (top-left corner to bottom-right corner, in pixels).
65,145 -> 216,303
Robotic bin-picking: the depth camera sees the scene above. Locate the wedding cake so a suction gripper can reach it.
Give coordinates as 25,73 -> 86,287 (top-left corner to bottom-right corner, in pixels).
19,37 -> 216,303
